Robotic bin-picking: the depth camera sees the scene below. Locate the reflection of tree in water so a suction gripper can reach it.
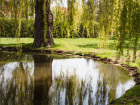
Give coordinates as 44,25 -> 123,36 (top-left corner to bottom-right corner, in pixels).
0,54 -> 53,105
48,61 -> 134,105
0,62 -> 34,105
0,56 -> 135,105
33,55 -> 53,105
96,63 -> 133,103
49,72 -> 92,105
49,70 -> 105,105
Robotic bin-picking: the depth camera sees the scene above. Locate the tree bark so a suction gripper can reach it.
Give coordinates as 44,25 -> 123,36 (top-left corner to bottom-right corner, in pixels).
33,0 -> 55,47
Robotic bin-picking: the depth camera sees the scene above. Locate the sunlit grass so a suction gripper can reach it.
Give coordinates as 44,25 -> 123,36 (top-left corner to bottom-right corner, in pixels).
0,38 -> 33,45
0,38 -> 117,57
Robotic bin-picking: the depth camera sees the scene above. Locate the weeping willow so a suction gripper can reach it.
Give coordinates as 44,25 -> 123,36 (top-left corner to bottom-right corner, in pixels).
81,0 -> 97,38
52,0 -> 83,38
98,0 -> 117,48
52,0 -> 97,38
0,0 -> 139,60
67,0 -> 82,38
52,0 -> 68,38
98,0 -> 140,61
115,0 -> 140,61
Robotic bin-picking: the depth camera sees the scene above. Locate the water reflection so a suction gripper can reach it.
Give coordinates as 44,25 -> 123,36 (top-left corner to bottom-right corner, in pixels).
0,55 -> 135,105
0,61 -> 34,105
33,55 -> 53,105
50,59 -> 135,105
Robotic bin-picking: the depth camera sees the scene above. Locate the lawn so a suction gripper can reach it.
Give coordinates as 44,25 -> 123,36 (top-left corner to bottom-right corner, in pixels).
0,38 -> 140,69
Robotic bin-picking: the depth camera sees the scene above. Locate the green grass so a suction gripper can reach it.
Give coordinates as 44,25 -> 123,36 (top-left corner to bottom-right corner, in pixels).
0,38 -> 117,56
0,38 -> 140,70
0,38 -> 33,45
111,85 -> 140,105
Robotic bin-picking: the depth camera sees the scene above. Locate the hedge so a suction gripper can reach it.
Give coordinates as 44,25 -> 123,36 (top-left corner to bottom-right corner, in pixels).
0,18 -> 99,38
0,18 -> 34,37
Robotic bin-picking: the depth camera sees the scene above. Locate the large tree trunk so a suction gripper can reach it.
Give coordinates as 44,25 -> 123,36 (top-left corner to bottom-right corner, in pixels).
33,0 -> 55,47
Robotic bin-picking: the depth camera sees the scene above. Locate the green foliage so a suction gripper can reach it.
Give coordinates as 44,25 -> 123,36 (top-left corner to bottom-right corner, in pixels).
98,0 -> 113,48
117,0 -> 140,57
0,18 -> 99,38
0,18 -> 34,37
52,0 -> 99,38
53,21 -> 99,38
98,0 -> 140,61
0,0 -> 139,61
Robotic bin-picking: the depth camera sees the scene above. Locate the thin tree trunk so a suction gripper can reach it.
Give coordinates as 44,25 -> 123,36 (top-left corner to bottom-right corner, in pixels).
33,0 -> 55,47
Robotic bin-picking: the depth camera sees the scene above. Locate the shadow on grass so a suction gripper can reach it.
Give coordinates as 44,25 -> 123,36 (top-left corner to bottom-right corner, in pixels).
77,43 -> 118,50
21,43 -> 33,48
77,43 -> 99,49
0,44 -> 17,47
0,43 -> 33,48
0,43 -> 62,50
51,44 -> 61,48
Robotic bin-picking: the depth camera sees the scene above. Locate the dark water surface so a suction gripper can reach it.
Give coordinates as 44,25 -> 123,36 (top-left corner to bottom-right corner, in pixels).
0,54 -> 135,105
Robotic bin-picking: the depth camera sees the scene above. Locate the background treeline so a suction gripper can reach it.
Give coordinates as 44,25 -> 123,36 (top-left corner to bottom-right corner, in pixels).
0,18 -> 99,38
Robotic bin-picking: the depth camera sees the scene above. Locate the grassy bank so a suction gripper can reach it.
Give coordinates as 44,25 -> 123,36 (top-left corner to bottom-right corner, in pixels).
0,38 -> 139,70
111,84 -> 140,105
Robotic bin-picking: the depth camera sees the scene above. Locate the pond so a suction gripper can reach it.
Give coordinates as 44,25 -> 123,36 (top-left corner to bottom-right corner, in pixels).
0,54 -> 135,105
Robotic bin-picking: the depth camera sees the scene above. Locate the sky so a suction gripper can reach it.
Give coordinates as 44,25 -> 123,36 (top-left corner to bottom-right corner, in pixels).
51,0 -> 68,8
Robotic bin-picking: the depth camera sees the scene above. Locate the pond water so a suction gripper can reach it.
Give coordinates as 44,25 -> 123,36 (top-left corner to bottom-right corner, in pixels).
0,54 -> 135,105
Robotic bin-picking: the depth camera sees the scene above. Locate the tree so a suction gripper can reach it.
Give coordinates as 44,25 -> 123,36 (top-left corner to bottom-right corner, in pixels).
33,0 -> 55,47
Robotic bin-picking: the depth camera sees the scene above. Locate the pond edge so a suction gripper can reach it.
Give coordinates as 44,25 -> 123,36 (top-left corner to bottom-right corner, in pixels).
0,46 -> 140,104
